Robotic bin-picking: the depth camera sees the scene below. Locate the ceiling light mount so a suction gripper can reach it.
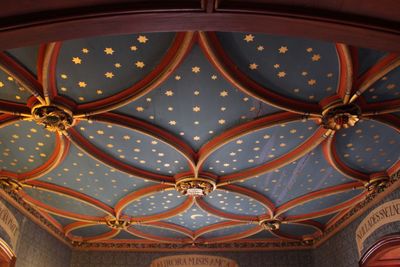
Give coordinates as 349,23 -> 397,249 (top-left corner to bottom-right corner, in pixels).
321,103 -> 361,131
31,104 -> 74,133
175,176 -> 216,197
259,219 -> 281,231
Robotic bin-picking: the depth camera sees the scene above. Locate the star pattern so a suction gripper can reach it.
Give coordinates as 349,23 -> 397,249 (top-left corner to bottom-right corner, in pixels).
1,31 -> 397,246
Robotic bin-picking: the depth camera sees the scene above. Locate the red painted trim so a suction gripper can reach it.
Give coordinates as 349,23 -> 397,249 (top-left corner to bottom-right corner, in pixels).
67,128 -> 175,183
0,114 -> 21,127
284,191 -> 367,222
37,209 -> 65,233
0,100 -> 31,115
83,229 -> 120,242
218,127 -> 330,184
196,198 -> 258,222
37,44 -> 47,84
19,135 -> 69,181
65,221 -> 95,236
204,225 -> 262,244
0,51 -> 44,102
126,226 -> 192,243
362,99 -> 400,115
275,182 -> 363,216
350,46 -> 359,83
90,112 -> 196,172
194,221 -> 250,239
27,180 -> 115,216
19,191 -> 106,222
115,184 -> 173,217
291,220 -> 324,234
199,32 -> 321,115
220,184 -> 275,216
198,112 -> 303,170
335,44 -> 352,103
270,230 -> 303,241
74,32 -> 194,116
145,221 -> 193,239
322,136 -> 370,182
44,42 -> 61,101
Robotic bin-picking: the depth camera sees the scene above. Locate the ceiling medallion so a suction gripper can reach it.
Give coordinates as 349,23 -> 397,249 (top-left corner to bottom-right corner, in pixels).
105,216 -> 132,230
259,219 -> 281,231
175,176 -> 216,197
320,103 -> 361,131
0,177 -> 22,192
31,104 -> 74,133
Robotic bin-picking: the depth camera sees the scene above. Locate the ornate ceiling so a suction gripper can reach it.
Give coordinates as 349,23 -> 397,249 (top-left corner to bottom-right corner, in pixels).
0,31 -> 399,251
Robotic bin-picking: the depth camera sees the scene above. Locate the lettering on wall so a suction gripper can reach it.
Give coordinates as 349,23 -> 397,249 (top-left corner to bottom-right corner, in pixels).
355,198 -> 400,256
0,201 -> 19,250
150,255 -> 239,267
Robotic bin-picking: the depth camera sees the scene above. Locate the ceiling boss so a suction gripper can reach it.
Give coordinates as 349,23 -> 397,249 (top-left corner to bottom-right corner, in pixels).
175,176 -> 216,197
30,104 -> 75,133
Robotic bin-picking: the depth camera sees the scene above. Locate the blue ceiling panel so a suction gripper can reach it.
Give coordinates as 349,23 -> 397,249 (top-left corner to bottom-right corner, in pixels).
335,119 -> 400,173
24,187 -> 108,217
0,120 -> 56,173
203,119 -> 318,175
56,32 -> 175,103
38,144 -> 153,206
201,224 -> 257,239
70,224 -> 111,237
6,45 -> 39,76
204,189 -> 267,216
363,67 -> 400,103
164,204 -> 225,231
217,32 -> 339,103
118,45 -> 278,151
131,224 -> 189,239
283,188 -> 364,217
122,189 -> 186,217
76,120 -> 190,175
238,144 -> 354,206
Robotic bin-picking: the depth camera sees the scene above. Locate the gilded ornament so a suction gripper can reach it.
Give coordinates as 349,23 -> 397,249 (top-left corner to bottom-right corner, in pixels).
175,176 -> 216,197
31,105 -> 74,133
0,177 -> 22,192
105,216 -> 131,230
259,219 -> 281,231
320,104 -> 361,130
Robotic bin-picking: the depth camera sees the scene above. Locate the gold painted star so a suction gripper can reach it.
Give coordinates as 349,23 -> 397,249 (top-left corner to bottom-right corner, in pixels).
327,72 -> 334,78
193,106 -> 200,112
82,48 -> 89,53
169,121 -> 176,125
137,35 -> 148,43
278,46 -> 288,54
136,106 -> 144,112
192,66 -> 201,73
387,84 -> 396,90
244,34 -> 255,42
273,64 -> 280,69
220,90 -> 228,97
308,79 -> 316,86
175,75 -> 181,80
72,57 -> 82,64
135,61 -> 145,68
78,81 -> 87,88
306,47 -> 313,52
96,90 -> 103,95
194,90 -> 200,96
114,63 -> 121,68
130,46 -> 138,51
211,75 -> 217,80
61,74 -> 68,79
105,72 -> 114,78
249,63 -> 258,70
302,71 -> 308,76
193,136 -> 200,141
312,54 -> 321,62
277,71 -> 286,78
165,90 -> 174,96
257,45 -> 264,51
0,82 -> 3,87
236,140 -> 243,144
218,119 -> 226,125
104,48 -> 114,55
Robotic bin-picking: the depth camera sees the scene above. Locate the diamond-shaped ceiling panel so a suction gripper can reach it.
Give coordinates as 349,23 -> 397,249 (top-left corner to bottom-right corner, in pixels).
0,30 -> 398,250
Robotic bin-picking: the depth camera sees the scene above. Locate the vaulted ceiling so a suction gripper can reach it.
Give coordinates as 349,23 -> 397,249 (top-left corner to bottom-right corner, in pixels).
0,29 -> 399,250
